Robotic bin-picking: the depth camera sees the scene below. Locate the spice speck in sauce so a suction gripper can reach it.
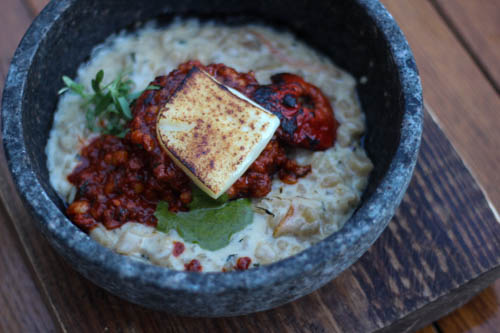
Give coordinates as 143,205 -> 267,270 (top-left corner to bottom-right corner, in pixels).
173,241 -> 185,257
185,259 -> 203,272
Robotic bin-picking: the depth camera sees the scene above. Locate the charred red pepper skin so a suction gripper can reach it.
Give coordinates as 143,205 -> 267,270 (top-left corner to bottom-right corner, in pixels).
252,73 -> 338,150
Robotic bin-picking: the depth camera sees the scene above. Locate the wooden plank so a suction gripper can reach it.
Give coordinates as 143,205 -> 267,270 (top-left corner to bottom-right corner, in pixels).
0,0 -> 56,331
380,1 -> 500,331
1,109 -> 499,332
0,202 -> 56,332
432,0 -> 500,92
380,0 -> 500,217
437,282 -> 500,333
0,0 -> 33,100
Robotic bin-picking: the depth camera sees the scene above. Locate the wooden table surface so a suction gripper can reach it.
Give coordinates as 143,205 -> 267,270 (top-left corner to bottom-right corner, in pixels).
1,0 -> 499,332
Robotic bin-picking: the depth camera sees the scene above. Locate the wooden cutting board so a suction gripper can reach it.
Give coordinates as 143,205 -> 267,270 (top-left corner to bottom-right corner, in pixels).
2,0 -> 500,332
1,107 -> 499,332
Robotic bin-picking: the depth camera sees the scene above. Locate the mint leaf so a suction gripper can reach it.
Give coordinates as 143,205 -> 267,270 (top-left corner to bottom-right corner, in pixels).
155,194 -> 253,251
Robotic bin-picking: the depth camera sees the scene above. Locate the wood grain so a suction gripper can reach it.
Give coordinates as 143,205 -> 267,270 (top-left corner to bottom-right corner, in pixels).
438,284 -> 500,333
1,108 -> 498,332
432,0 -> 500,92
1,0 -> 499,332
0,0 -> 33,99
0,202 -> 56,332
381,0 -> 500,217
380,1 -> 500,332
0,0 -> 56,331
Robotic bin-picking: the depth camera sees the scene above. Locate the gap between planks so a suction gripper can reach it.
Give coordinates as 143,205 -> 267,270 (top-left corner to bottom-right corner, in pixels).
430,0 -> 500,94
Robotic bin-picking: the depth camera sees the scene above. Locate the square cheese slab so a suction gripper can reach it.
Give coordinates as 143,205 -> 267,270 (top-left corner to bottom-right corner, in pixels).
157,67 -> 280,199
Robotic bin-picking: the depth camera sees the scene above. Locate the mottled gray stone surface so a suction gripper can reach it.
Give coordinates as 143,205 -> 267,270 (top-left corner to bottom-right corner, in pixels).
1,0 -> 422,316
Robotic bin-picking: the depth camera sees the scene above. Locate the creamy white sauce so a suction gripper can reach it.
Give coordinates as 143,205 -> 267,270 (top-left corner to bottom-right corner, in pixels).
46,19 -> 373,271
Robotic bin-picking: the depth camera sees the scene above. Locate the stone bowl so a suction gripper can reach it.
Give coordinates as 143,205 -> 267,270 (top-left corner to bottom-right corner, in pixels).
1,0 -> 422,316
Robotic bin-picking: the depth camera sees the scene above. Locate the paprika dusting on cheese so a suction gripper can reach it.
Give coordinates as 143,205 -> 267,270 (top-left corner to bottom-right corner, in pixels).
67,60 -> 337,234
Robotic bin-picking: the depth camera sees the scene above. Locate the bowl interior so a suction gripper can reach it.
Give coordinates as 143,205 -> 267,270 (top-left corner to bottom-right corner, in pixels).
23,0 -> 402,212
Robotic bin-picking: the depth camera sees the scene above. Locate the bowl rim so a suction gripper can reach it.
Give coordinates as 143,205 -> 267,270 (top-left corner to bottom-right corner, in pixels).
1,0 -> 422,294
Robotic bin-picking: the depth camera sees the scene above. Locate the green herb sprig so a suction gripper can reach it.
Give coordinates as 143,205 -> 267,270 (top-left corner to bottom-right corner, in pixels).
59,70 -> 159,137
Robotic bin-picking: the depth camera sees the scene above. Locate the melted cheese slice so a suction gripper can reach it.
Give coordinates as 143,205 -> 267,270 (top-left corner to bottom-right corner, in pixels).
157,67 -> 280,199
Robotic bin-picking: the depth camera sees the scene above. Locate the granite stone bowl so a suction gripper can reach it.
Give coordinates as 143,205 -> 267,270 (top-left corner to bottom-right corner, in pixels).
1,0 -> 422,316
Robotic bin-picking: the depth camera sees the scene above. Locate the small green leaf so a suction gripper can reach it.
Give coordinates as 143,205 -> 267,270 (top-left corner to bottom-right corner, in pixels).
155,191 -> 253,251
96,70 -> 104,84
62,75 -> 75,87
94,94 -> 113,116
127,91 -> 143,101
61,76 -> 86,97
58,87 -> 69,95
117,96 -> 132,119
91,79 -> 100,94
59,69 -> 153,137
127,85 -> 161,102
188,187 -> 229,209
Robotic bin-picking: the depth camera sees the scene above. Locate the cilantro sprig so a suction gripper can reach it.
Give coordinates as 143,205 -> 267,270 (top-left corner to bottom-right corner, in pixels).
59,70 -> 159,137
155,188 -> 253,251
